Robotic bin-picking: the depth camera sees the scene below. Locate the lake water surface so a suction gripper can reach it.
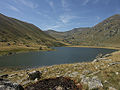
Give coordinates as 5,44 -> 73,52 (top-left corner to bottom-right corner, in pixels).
0,47 -> 116,68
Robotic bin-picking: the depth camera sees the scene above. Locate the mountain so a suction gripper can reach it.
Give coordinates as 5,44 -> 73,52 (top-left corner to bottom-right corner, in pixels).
45,28 -> 90,44
0,13 -> 64,48
46,14 -> 120,47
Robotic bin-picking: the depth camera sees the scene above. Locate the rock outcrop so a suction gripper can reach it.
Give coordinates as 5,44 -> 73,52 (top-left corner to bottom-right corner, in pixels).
25,77 -> 82,90
81,76 -> 103,90
27,71 -> 42,80
0,78 -> 24,90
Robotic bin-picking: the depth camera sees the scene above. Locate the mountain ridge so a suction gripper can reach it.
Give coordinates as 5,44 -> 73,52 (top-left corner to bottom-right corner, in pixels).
0,13 -> 64,47
0,13 -> 65,56
46,14 -> 120,47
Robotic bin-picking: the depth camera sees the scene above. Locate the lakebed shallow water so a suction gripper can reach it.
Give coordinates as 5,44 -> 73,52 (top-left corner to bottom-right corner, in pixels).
0,47 -> 116,68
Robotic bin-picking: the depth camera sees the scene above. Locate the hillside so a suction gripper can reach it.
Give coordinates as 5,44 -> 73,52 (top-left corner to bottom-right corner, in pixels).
45,28 -> 90,44
46,14 -> 120,47
0,13 -> 65,55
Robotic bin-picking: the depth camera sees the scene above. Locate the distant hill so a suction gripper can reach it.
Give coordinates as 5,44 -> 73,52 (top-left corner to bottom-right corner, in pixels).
0,13 -> 64,47
45,28 -> 90,44
46,14 -> 120,47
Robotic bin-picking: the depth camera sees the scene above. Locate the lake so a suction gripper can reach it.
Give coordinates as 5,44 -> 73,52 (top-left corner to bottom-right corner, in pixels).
0,47 -> 116,68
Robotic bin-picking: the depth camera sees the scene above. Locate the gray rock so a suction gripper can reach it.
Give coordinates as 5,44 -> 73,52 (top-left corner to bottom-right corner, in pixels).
82,70 -> 91,75
115,72 -> 119,75
109,87 -> 117,90
28,71 -> 42,80
68,72 -> 79,77
109,62 -> 120,66
0,74 -> 8,78
88,76 -> 103,90
103,54 -> 112,58
81,76 -> 103,90
92,59 -> 99,62
93,58 -> 112,62
0,78 -> 24,90
55,86 -> 63,90
9,74 -> 18,78
96,53 -> 103,58
81,77 -> 90,85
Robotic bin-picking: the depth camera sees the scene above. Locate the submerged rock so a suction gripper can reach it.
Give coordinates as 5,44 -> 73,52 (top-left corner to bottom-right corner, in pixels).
0,78 -> 24,90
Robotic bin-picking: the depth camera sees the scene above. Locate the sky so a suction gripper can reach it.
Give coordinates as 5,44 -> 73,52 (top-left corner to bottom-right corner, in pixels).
0,0 -> 120,31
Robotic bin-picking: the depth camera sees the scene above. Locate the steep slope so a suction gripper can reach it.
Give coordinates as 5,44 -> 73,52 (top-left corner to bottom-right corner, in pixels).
0,13 -> 64,47
46,14 -> 120,47
77,14 -> 120,47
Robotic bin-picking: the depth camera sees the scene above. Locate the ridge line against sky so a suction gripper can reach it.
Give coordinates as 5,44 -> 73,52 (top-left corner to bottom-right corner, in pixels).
0,0 -> 120,31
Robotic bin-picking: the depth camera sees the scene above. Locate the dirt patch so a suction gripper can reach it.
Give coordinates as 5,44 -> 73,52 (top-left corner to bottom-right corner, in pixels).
25,77 -> 82,90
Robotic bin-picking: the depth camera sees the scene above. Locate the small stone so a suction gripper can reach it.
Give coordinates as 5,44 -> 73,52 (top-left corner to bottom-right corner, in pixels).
55,86 -> 63,90
115,72 -> 119,75
34,78 -> 38,82
81,77 -> 90,85
82,70 -> 91,75
104,80 -> 108,83
109,87 -> 117,90
68,72 -> 79,77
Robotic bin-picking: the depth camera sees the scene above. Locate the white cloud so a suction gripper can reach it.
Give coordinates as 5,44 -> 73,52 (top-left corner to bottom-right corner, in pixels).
61,0 -> 71,11
44,14 -> 88,30
82,0 -> 90,6
8,5 -> 21,13
49,1 -> 55,11
45,25 -> 62,30
96,16 -> 100,20
14,0 -> 38,9
59,14 -> 77,24
45,0 -> 55,11
82,0 -> 100,6
61,0 -> 66,8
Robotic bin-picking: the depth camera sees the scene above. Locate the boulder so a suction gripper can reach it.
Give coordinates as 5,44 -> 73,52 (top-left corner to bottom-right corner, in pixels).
109,87 -> 117,90
25,45 -> 30,47
103,54 -> 112,58
0,78 -> 24,90
81,77 -> 90,85
81,76 -> 103,90
28,71 -> 42,80
88,76 -> 103,90
109,62 -> 120,66
93,58 -> 112,62
0,74 -> 8,78
82,70 -> 92,75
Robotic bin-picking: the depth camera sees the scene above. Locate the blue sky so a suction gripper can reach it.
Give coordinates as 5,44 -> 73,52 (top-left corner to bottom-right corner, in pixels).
0,0 -> 120,31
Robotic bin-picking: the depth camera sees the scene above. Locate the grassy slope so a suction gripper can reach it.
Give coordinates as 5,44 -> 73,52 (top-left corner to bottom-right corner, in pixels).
45,28 -> 90,44
0,13 -> 65,55
46,14 -> 120,47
